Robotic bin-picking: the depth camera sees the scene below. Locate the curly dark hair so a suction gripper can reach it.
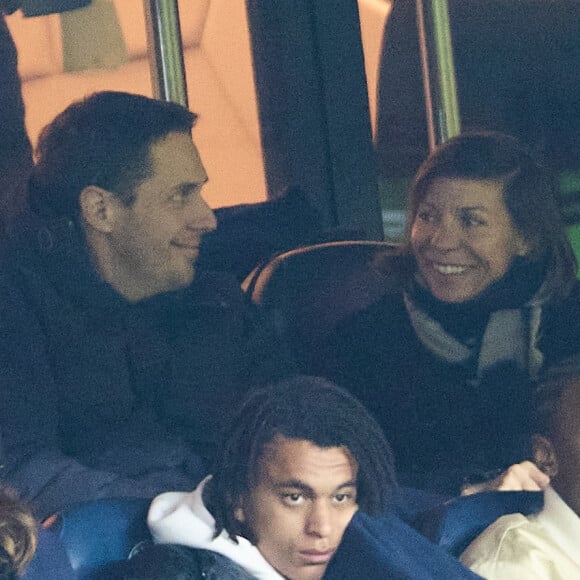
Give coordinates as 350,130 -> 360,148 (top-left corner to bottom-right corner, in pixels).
204,375 -> 397,542
0,486 -> 37,579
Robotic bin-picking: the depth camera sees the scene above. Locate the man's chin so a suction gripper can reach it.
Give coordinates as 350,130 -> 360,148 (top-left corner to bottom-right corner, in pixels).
165,269 -> 195,294
281,563 -> 328,580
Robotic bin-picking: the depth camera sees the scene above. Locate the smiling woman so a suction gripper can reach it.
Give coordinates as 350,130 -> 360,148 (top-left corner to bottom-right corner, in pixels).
410,178 -> 529,303
319,131 -> 580,496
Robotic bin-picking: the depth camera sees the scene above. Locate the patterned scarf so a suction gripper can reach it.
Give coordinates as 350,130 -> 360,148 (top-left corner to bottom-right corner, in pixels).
404,258 -> 548,381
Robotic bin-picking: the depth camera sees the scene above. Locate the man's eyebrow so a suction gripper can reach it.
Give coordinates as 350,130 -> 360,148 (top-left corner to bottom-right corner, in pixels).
175,179 -> 209,195
273,480 -> 357,493
274,480 -> 313,493
335,480 -> 357,491
461,205 -> 488,212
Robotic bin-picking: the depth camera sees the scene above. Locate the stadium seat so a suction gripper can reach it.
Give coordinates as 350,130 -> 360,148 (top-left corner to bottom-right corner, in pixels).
55,497 -> 151,579
243,240 -> 403,367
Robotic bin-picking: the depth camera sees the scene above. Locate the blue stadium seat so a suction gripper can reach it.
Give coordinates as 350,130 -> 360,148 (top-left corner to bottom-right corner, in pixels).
56,497 -> 152,579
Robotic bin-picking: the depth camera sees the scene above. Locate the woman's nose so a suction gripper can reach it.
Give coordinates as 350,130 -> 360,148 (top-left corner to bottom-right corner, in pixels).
429,218 -> 461,250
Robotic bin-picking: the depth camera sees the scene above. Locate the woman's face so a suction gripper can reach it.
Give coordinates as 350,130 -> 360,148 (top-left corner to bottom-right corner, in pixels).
410,177 -> 529,303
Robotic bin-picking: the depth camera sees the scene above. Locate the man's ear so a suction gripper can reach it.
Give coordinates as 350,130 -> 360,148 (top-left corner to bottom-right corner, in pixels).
532,434 -> 558,478
515,233 -> 531,257
79,185 -> 117,233
233,502 -> 245,524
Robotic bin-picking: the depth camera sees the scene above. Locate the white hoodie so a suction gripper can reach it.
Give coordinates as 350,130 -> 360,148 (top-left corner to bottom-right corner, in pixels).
147,476 -> 284,580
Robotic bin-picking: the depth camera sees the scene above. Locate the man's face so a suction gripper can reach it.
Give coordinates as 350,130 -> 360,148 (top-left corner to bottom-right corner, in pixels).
550,377 -> 580,515
101,131 -> 217,302
238,435 -> 358,580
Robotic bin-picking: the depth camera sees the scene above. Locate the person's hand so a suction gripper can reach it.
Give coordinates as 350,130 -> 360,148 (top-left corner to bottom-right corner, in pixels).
461,461 -> 550,496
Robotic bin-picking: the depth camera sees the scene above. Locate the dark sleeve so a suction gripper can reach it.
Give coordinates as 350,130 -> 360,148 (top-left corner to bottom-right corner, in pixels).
413,491 -> 544,558
326,511 -> 482,579
0,281 -> 193,520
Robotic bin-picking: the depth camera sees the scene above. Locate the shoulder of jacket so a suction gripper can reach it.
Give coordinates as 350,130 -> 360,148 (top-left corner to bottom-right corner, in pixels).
197,549 -> 256,579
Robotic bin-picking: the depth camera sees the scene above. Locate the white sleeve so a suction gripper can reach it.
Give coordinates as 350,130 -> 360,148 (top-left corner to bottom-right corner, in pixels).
460,514 -> 580,580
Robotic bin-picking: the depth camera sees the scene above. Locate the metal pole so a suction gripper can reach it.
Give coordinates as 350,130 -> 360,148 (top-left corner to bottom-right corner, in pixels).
416,0 -> 460,148
143,0 -> 189,106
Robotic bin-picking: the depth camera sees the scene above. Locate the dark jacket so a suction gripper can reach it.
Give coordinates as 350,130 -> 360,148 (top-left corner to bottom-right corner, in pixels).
0,215 -> 294,519
319,277 -> 580,495
100,544 -> 256,580
106,513 -> 481,580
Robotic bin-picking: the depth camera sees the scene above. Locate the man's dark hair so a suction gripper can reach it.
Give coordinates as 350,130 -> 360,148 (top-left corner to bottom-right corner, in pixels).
465,356 -> 580,485
205,375 -> 397,541
535,355 -> 580,435
28,91 -> 197,220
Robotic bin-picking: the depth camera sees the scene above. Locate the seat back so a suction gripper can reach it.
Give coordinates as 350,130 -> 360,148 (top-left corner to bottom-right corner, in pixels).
244,240 -> 405,367
56,497 -> 152,579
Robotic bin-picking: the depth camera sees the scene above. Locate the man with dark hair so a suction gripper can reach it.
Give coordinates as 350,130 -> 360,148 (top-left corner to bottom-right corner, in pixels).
458,357 -> 580,577
413,356 -> 580,578
141,376 -> 478,579
0,91 -> 293,519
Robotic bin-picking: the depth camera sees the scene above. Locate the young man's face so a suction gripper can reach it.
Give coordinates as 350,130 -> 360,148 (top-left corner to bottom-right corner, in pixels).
238,435 -> 359,580
100,131 -> 217,302
550,376 -> 580,515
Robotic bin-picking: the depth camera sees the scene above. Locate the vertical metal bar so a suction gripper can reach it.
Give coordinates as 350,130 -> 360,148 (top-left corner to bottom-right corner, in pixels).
416,0 -> 460,148
416,0 -> 437,151
432,0 -> 460,140
143,0 -> 189,107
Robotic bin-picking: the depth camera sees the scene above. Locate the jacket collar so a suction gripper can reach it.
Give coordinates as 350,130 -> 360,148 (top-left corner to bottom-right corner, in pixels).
6,212 -> 126,315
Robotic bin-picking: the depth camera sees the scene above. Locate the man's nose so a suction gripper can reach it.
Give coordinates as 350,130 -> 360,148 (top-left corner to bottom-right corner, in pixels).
187,196 -> 217,232
305,501 -> 333,538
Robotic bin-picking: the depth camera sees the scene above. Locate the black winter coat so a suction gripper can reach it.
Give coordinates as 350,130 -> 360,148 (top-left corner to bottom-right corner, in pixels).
0,216 -> 294,518
319,280 -> 580,495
